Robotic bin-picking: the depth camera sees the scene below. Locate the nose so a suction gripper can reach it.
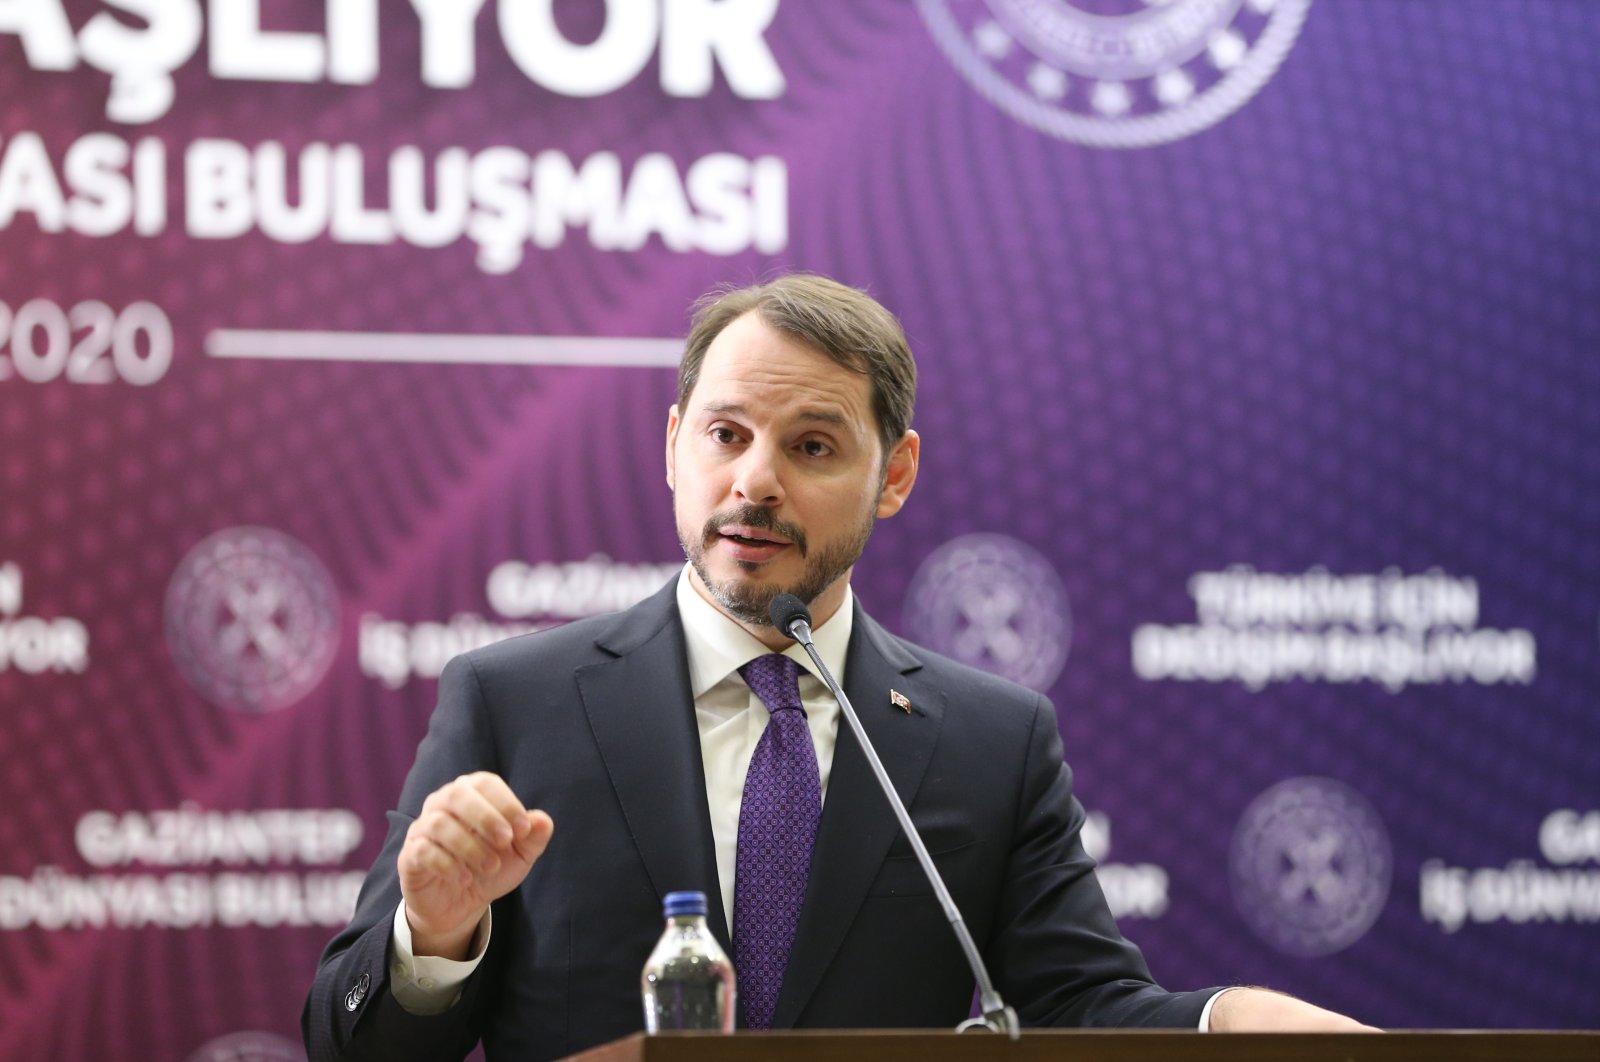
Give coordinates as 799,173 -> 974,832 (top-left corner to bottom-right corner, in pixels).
731,442 -> 784,507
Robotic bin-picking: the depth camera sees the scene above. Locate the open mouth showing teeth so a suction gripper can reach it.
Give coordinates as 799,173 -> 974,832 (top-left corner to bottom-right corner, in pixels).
705,512 -> 804,555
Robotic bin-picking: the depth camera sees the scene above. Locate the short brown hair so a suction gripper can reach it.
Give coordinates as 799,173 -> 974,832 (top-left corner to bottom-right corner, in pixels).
678,274 -> 917,453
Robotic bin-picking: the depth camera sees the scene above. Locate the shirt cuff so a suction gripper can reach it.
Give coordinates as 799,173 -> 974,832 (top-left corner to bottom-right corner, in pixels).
388,901 -> 492,1016
1197,987 -> 1240,1032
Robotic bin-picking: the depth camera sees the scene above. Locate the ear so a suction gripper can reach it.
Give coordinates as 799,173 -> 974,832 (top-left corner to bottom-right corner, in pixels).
875,430 -> 920,518
665,404 -> 681,490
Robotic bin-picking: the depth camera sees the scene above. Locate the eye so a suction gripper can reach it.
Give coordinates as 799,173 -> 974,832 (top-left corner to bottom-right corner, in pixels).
710,427 -> 739,445
798,438 -> 832,458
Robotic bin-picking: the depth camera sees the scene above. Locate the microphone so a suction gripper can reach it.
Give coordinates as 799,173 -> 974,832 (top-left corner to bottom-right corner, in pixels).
768,593 -> 1021,1039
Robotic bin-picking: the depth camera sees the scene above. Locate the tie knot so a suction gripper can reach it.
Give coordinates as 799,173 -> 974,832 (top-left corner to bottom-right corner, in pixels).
738,653 -> 804,714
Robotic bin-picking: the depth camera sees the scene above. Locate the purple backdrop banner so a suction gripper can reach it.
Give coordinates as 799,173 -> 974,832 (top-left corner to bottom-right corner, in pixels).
2,2 -> 1597,1057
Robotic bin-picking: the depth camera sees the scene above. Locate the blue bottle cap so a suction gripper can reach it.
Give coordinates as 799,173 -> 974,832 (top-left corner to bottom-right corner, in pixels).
662,891 -> 708,918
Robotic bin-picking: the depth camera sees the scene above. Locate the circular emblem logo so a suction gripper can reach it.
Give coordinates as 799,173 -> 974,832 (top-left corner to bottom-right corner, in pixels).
1229,776 -> 1391,956
918,0 -> 1313,148
904,533 -> 1072,691
185,1031 -> 305,1062
165,527 -> 340,713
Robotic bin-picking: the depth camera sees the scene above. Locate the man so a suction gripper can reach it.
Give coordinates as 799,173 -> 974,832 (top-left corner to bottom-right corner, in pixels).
304,275 -> 1370,1061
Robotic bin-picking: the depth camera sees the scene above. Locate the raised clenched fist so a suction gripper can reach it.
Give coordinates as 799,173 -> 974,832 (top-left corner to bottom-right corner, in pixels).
397,771 -> 554,959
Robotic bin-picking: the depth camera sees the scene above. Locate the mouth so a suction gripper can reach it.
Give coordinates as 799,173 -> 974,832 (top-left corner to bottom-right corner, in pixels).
714,525 -> 793,564
702,509 -> 806,568
718,525 -> 792,548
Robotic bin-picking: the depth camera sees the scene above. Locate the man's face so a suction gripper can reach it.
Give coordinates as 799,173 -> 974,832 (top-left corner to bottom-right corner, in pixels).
666,312 -> 918,634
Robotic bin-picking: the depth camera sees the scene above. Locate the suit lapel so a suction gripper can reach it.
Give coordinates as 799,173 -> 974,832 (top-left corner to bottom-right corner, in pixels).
576,582 -> 732,948
770,605 -> 944,1028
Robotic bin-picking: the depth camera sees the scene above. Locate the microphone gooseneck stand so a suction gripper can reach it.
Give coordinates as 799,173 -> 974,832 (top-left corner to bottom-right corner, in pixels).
768,593 -> 1021,1040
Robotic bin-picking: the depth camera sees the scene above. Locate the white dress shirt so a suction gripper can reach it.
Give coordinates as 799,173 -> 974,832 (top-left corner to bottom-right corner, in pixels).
676,567 -> 850,926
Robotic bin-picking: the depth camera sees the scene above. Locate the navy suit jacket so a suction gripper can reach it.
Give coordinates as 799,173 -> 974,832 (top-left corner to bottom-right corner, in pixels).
303,580 -> 1214,1060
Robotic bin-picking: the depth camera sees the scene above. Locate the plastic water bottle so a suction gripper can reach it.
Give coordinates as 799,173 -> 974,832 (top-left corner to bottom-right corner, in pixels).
641,890 -> 736,1032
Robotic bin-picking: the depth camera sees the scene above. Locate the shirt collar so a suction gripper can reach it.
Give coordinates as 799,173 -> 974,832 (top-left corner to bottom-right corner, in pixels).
675,565 -> 854,698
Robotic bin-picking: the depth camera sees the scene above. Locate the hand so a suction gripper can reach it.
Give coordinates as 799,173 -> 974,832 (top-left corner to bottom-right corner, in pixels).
398,771 -> 554,959
1208,987 -> 1380,1032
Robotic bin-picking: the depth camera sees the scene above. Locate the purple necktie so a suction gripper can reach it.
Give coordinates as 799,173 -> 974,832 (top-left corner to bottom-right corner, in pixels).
733,653 -> 821,1029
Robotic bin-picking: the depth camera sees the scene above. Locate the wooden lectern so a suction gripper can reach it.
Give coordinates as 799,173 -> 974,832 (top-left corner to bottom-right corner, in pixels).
565,1029 -> 1600,1062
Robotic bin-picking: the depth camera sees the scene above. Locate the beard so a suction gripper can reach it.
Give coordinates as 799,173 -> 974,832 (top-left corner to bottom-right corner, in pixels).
679,502 -> 876,628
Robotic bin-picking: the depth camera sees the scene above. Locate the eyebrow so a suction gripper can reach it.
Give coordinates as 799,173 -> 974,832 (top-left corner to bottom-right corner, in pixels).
699,402 -> 850,428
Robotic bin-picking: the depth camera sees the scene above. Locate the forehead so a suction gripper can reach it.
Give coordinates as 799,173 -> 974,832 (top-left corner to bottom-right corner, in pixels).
691,312 -> 874,427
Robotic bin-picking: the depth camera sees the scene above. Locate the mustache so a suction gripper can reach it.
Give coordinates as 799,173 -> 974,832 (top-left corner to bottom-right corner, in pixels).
703,505 -> 808,557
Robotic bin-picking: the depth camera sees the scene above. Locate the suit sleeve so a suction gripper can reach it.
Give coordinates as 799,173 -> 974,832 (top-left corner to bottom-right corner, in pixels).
987,693 -> 1221,1027
302,653 -> 511,1061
